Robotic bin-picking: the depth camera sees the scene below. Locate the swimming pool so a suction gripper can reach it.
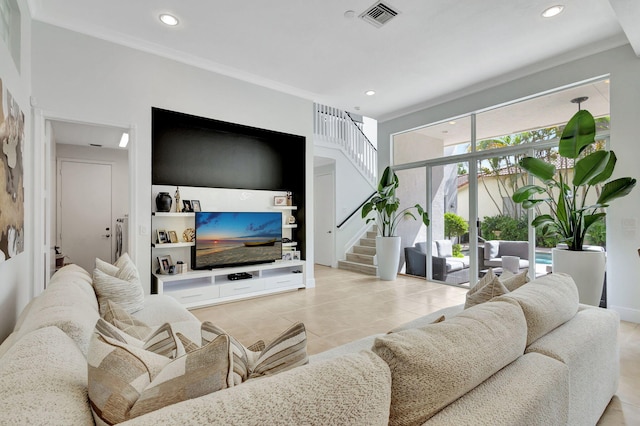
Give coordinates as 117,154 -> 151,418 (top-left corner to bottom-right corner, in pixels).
535,251 -> 552,265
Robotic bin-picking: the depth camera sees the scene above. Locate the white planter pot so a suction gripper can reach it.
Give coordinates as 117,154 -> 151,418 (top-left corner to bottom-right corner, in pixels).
552,248 -> 606,306
376,236 -> 401,281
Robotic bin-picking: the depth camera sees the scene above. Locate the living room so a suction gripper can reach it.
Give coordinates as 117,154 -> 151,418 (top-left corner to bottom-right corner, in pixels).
1,1 -> 640,424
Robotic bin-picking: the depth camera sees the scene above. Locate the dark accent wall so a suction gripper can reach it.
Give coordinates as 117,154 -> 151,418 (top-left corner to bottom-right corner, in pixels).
151,107 -> 306,258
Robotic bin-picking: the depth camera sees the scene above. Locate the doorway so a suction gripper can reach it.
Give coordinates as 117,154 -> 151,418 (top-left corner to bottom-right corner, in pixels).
314,171 -> 335,266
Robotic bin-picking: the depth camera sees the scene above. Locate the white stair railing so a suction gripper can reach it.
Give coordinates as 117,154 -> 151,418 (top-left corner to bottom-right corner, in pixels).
314,103 -> 377,185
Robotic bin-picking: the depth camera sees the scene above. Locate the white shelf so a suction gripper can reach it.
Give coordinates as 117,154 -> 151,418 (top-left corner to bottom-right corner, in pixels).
282,242 -> 298,247
152,212 -> 196,217
283,224 -> 297,229
152,242 -> 195,248
273,206 -> 297,210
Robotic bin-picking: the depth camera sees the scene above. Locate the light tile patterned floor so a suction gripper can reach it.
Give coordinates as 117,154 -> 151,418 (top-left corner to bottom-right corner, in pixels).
191,265 -> 640,425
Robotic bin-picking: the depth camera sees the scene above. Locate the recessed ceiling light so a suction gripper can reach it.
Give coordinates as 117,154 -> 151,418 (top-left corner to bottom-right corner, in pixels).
344,10 -> 356,19
365,90 -> 376,96
541,5 -> 564,18
449,121 -> 457,125
159,13 -> 179,26
119,132 -> 129,148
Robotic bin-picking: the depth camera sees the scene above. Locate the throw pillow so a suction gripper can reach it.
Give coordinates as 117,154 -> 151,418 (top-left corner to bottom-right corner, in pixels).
88,331 -> 233,425
92,253 -> 145,315
95,257 -> 119,276
436,240 -> 453,258
464,269 -> 509,309
178,322 -> 308,382
102,299 -> 153,340
95,318 -> 179,359
250,322 -> 308,379
499,268 -> 530,292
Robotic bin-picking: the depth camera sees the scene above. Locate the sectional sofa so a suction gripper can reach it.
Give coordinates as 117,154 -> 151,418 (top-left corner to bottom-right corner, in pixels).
0,263 -> 619,425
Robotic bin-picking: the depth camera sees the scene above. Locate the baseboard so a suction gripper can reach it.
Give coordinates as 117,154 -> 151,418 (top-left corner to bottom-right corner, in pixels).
609,305 -> 640,323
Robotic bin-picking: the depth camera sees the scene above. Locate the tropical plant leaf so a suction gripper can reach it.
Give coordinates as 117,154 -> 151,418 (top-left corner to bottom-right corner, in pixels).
573,150 -> 609,186
597,177 -> 637,204
519,157 -> 556,182
512,185 -> 547,203
583,213 -> 606,233
522,199 -> 545,209
531,214 -> 556,228
559,110 -> 596,159
361,201 -> 373,218
588,150 -> 617,185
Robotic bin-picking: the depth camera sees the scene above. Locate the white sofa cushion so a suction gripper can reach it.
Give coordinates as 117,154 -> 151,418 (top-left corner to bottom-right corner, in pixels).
435,240 -> 453,257
120,351 -> 392,426
495,272 -> 579,346
0,327 -> 94,425
92,253 -> 145,315
372,299 -> 527,425
484,240 -> 500,259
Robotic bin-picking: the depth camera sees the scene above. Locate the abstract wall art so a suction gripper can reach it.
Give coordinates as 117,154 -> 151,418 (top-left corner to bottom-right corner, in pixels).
0,78 -> 24,261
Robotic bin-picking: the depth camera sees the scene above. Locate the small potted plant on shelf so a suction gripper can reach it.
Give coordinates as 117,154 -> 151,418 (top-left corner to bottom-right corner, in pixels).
512,108 -> 636,305
362,166 -> 430,280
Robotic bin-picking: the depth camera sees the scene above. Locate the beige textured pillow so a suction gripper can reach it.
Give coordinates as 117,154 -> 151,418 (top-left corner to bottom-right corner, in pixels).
465,269 -> 509,309
88,331 -> 233,425
92,254 -> 145,315
499,268 -> 530,291
102,299 -> 153,340
495,272 -> 579,346
372,299 -> 527,425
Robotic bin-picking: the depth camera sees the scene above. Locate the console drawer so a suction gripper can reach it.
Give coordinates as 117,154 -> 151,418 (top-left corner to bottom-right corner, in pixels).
165,284 -> 220,304
219,279 -> 265,298
265,274 -> 303,290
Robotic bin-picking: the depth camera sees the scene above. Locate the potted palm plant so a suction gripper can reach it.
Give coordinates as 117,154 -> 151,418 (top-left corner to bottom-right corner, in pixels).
512,109 -> 636,305
362,166 -> 430,280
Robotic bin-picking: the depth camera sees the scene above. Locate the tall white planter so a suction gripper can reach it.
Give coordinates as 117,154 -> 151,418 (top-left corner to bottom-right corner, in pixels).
552,248 -> 606,306
376,236 -> 401,281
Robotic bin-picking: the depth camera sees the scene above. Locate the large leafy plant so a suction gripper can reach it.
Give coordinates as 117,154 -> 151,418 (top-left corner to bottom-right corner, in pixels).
362,166 -> 429,237
512,109 -> 636,251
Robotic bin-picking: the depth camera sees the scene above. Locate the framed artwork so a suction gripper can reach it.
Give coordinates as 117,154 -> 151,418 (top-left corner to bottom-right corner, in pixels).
182,200 -> 192,212
157,255 -> 174,274
274,196 -> 287,206
168,230 -> 179,243
156,229 -> 169,244
292,251 -> 300,261
282,252 -> 292,261
191,200 -> 201,212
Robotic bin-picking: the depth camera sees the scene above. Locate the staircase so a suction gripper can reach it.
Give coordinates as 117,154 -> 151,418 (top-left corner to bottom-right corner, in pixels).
338,227 -> 378,276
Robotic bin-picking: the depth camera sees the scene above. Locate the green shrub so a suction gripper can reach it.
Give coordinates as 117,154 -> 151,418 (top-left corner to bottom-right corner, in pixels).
444,212 -> 469,240
480,214 -> 561,248
585,220 -> 606,247
452,243 -> 464,258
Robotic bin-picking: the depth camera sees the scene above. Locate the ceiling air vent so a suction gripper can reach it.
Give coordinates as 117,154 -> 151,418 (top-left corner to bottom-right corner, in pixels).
359,2 -> 400,28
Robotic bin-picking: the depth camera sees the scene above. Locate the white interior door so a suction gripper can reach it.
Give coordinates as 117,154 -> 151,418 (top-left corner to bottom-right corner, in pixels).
314,172 -> 335,266
58,160 -> 112,272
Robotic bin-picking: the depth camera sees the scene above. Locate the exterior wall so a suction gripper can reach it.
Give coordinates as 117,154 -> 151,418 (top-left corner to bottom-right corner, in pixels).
379,44 -> 640,323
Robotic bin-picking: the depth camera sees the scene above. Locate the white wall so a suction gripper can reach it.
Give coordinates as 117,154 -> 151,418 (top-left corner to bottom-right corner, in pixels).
379,44 -> 640,323
54,143 -> 129,261
30,21 -> 315,294
0,0 -> 31,341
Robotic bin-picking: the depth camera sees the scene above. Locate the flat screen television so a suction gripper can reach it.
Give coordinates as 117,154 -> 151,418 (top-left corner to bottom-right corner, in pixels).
193,212 -> 282,269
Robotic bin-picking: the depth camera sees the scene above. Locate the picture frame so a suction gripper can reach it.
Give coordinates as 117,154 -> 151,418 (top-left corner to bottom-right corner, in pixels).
168,230 -> 179,243
156,229 -> 169,244
157,255 -> 174,274
182,200 -> 192,212
292,251 -> 300,261
282,252 -> 292,261
191,200 -> 201,212
274,196 -> 287,206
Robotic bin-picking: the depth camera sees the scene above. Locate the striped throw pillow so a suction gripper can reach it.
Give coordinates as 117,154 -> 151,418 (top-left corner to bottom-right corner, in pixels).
88,331 -> 232,424
95,318 -> 179,359
92,253 -> 145,315
102,299 -> 153,340
250,322 -> 308,379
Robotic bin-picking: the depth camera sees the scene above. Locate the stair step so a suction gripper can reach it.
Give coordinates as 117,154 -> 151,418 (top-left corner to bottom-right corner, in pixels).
346,252 -> 376,265
359,238 -> 376,247
366,231 -> 378,239
338,260 -> 377,276
353,245 -> 376,255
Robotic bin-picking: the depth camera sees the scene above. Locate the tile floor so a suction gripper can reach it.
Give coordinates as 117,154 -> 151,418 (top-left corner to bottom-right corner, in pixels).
191,265 -> 640,425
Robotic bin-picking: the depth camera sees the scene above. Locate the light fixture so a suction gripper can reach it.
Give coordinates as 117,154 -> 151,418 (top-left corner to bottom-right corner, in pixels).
541,5 -> 564,18
570,96 -> 588,111
365,90 -> 376,96
449,121 -> 457,125
119,132 -> 129,148
159,13 -> 179,26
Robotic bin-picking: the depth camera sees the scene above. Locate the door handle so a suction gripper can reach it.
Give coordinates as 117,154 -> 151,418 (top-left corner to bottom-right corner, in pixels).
327,231 -> 332,233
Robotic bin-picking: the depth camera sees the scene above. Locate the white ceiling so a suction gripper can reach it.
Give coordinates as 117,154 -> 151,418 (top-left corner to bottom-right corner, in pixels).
50,121 -> 128,149
28,0 -> 639,124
